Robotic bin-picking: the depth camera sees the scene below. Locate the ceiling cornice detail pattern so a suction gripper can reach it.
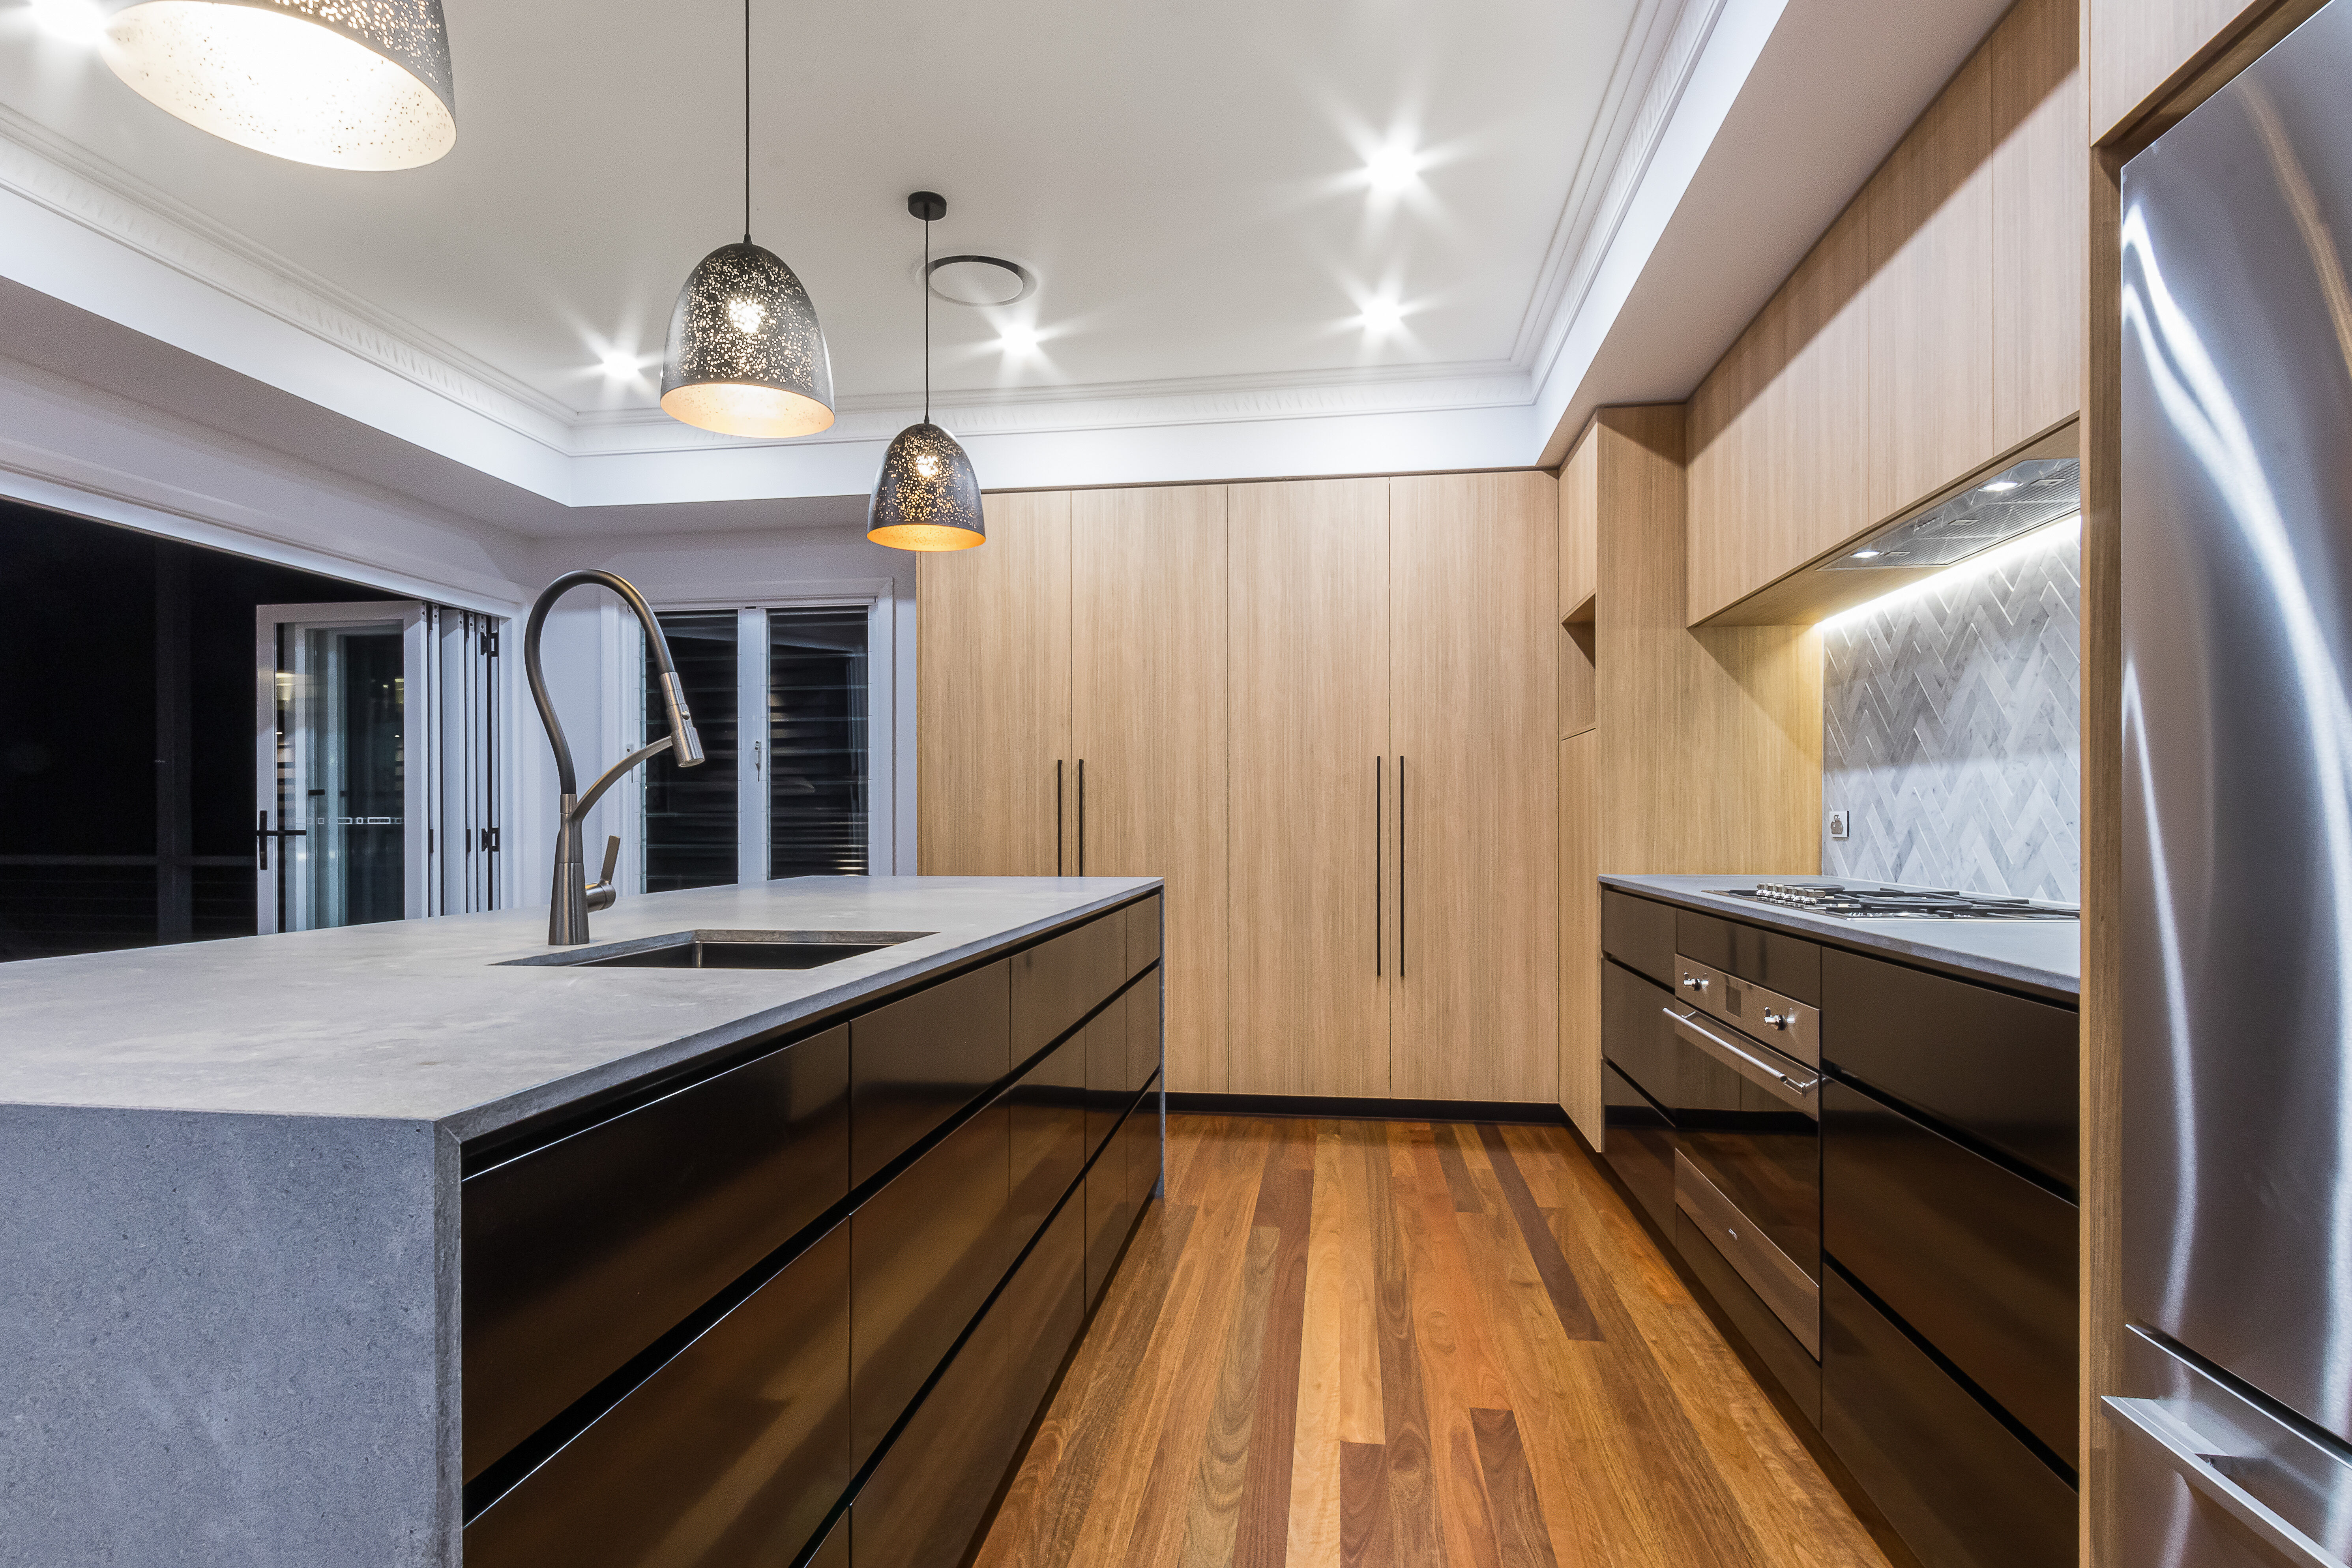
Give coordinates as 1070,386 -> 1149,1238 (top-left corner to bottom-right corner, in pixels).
565,362 -> 1536,455
0,4 -> 1726,474
0,102 -> 577,449
1517,0 -> 1728,395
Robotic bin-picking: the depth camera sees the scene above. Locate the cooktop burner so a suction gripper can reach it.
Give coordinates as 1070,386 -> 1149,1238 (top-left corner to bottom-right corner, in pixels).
1728,882 -> 2079,920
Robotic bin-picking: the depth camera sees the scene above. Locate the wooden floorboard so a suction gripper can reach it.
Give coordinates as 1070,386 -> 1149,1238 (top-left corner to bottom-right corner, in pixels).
973,1114 -> 1898,1568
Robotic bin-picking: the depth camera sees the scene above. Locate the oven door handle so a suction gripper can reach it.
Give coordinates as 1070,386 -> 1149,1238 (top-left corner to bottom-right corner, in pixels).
1665,1006 -> 1821,1110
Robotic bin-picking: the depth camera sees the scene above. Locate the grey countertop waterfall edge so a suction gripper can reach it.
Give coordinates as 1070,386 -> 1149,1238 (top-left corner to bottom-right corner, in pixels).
0,876 -> 1161,1138
1599,873 -> 2080,1002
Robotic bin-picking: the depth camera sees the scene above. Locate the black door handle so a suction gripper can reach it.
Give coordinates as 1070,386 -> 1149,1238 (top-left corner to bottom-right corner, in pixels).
1077,759 -> 1086,877
1396,756 -> 1405,980
255,809 -> 307,871
1374,757 -> 1382,976
1056,759 -> 1065,877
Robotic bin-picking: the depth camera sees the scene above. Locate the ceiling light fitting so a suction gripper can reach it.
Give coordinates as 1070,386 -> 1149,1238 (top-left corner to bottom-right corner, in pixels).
100,0 -> 457,169
658,0 -> 833,439
925,255 -> 1034,307
868,190 -> 985,554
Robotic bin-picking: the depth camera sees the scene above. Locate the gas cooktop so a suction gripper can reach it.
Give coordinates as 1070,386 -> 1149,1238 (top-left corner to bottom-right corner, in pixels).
1727,883 -> 2080,920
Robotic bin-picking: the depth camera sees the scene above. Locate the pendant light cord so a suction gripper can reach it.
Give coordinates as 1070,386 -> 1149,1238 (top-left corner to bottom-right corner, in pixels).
742,0 -> 751,244
923,215 -> 932,423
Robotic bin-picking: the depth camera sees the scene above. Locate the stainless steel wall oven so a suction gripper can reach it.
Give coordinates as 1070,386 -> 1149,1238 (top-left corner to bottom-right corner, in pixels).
1664,956 -> 1823,1357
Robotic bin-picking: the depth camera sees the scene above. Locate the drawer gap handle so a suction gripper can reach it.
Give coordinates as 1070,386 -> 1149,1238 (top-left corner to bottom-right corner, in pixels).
2103,1396 -> 2350,1568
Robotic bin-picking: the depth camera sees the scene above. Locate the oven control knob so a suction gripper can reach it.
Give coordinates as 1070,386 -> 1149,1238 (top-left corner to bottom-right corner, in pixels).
1682,975 -> 1708,992
1763,1010 -> 1791,1030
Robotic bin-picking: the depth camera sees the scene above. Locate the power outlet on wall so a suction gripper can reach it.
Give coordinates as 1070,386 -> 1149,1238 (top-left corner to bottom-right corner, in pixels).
1827,809 -> 1850,841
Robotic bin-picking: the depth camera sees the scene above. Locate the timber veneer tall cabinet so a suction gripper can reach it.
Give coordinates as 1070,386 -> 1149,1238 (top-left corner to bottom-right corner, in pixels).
919,473 -> 1560,1102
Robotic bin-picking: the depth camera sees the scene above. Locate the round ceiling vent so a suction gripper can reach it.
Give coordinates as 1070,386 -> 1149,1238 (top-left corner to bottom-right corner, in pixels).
925,255 -> 1034,307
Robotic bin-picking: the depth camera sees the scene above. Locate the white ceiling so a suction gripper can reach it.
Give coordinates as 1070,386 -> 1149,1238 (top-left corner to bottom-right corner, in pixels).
0,0 -> 2017,540
0,0 -> 1649,417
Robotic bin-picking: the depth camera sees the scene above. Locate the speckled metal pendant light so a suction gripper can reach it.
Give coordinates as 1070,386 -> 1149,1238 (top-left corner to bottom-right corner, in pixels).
867,192 -> 984,553
658,0 -> 834,440
101,0 -> 456,169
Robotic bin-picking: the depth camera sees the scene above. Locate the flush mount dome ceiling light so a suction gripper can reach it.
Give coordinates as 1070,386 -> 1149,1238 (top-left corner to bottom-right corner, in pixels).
925,254 -> 1034,307
658,0 -> 833,439
869,191 -> 985,553
101,0 -> 457,170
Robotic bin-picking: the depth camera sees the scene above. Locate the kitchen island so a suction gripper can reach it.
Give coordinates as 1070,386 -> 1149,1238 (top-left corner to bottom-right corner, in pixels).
0,876 -> 1165,1568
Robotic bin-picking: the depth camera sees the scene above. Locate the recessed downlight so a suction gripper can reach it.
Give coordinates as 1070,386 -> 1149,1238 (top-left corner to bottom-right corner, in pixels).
925,255 -> 1034,307
1365,142 -> 1421,193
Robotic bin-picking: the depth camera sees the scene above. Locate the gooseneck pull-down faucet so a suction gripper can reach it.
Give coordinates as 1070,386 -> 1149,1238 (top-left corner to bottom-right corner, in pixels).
524,570 -> 705,944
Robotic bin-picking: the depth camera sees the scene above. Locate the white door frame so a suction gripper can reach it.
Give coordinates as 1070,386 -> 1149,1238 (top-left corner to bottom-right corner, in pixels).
253,601 -> 428,934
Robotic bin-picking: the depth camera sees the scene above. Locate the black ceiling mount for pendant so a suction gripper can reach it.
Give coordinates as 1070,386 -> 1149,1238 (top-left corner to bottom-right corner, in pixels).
869,190 -> 985,553
659,0 -> 834,439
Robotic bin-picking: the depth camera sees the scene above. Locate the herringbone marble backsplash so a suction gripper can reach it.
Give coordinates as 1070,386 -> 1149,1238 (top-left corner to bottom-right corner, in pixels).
1822,524 -> 2081,902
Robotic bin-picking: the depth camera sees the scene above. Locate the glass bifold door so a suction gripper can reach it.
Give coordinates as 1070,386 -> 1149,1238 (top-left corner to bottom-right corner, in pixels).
640,606 -> 871,891
254,601 -> 500,933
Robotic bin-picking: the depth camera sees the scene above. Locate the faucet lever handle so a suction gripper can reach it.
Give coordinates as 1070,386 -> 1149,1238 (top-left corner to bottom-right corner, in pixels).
586,835 -> 622,913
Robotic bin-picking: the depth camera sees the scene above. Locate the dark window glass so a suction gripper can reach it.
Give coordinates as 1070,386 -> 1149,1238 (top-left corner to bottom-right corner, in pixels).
768,609 -> 868,879
643,611 -> 738,892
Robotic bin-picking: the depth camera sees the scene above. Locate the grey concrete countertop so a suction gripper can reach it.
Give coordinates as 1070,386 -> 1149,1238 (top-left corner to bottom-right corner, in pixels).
1599,873 -> 2079,1002
0,875 -> 1160,1141
0,875 -> 1159,1567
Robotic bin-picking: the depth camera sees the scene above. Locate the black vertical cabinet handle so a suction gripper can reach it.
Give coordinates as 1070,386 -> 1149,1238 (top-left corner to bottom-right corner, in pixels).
1077,759 -> 1086,877
1397,756 -> 1405,980
1374,757 -> 1383,976
1056,759 -> 1065,877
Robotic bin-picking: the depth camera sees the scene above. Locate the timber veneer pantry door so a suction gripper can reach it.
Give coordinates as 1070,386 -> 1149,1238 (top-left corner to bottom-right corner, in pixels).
1071,485 -> 1229,1093
1389,471 -> 1560,1102
1226,478 -> 1391,1096
917,491 -> 1072,877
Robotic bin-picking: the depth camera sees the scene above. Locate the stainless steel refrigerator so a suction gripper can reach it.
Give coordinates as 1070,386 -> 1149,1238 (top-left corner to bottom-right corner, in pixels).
2118,1 -> 2352,1562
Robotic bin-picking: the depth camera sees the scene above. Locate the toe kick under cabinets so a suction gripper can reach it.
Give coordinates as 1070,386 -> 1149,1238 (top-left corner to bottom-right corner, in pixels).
459,892 -> 1165,1568
1599,888 -> 2079,1568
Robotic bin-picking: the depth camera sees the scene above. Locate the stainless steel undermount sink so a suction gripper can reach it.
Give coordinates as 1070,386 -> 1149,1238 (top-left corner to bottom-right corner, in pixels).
502,929 -> 932,970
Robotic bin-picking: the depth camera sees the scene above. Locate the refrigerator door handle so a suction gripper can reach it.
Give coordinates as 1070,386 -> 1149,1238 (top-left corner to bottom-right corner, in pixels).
2104,1395 -> 2350,1568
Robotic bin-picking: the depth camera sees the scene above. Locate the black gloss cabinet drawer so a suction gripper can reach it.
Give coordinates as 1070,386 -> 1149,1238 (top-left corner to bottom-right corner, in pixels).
1824,1081 -> 2078,1467
462,1023 -> 850,1478
1601,956 -> 1678,1101
1013,913 -> 1125,1064
1602,890 -> 1676,987
1601,1062 -> 1674,1234
854,1197 -> 1085,1568
1823,949 -> 2079,1188
1124,894 -> 1162,982
1824,1267 -> 2075,1568
1086,988 -> 1131,1156
850,961 -> 1009,1187
464,1221 -> 851,1568
849,1102 -> 1012,1469
1127,966 -> 1163,1093
1011,1030 -> 1088,1245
